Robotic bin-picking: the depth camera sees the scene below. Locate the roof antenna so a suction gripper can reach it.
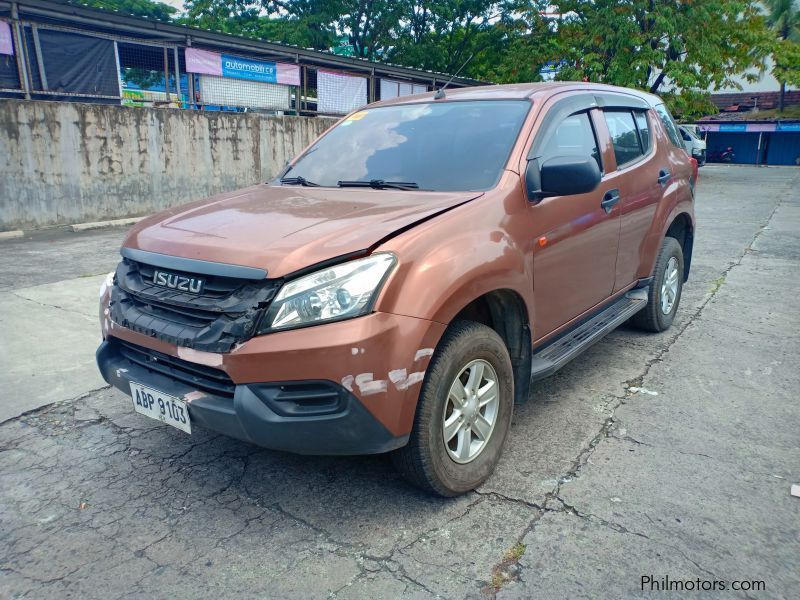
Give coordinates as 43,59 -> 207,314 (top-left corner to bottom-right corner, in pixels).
434,54 -> 474,100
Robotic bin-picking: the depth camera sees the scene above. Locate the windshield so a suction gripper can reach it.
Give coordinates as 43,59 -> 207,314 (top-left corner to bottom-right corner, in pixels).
282,100 -> 531,192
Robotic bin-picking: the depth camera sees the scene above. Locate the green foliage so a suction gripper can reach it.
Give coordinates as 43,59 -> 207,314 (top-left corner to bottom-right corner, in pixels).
773,38 -> 800,87
553,1 -> 772,104
766,0 -> 800,109
180,1 -> 558,82
387,2 -> 544,80
767,0 -> 800,42
122,67 -> 164,89
75,0 -> 177,21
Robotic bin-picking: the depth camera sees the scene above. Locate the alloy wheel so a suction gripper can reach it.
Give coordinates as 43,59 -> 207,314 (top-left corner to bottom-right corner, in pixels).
442,359 -> 500,464
661,256 -> 680,314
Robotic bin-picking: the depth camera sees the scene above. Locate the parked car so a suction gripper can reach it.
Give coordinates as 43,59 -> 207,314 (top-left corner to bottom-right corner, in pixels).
97,82 -> 696,496
679,125 -> 706,165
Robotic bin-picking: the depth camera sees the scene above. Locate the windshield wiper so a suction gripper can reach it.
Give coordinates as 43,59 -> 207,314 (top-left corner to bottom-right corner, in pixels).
280,176 -> 320,187
338,179 -> 419,190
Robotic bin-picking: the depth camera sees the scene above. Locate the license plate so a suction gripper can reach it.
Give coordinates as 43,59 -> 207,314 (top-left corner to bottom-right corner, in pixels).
130,382 -> 192,434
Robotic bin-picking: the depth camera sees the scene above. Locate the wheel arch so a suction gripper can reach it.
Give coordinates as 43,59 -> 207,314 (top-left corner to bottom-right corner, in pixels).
664,212 -> 694,282
449,289 -> 532,405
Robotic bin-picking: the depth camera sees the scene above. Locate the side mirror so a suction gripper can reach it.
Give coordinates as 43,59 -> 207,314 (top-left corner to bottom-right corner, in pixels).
527,155 -> 601,200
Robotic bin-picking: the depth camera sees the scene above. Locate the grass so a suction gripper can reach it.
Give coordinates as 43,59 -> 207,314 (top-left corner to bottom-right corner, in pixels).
710,275 -> 726,295
485,543 -> 527,595
504,542 -> 527,562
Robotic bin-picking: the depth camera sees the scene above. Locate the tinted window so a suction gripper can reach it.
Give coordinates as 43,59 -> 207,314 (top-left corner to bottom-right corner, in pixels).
538,112 -> 601,170
604,110 -> 643,166
283,100 -> 531,192
635,111 -> 650,151
655,103 -> 684,148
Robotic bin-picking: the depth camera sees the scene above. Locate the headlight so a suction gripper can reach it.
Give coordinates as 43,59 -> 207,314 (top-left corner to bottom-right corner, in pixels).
259,253 -> 396,332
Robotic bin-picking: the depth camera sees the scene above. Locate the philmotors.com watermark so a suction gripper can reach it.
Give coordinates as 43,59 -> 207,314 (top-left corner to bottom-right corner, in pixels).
641,575 -> 766,592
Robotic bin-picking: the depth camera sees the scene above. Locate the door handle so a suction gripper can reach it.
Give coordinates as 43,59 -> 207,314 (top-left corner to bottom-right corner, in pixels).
600,189 -> 620,214
658,169 -> 671,186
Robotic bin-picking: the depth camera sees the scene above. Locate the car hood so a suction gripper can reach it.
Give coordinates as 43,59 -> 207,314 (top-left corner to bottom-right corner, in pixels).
123,184 -> 483,277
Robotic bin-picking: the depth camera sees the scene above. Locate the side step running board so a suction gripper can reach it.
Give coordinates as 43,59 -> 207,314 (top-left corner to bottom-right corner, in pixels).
530,289 -> 648,382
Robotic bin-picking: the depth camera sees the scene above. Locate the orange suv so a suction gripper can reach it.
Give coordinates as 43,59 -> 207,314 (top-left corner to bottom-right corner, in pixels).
97,83 -> 696,496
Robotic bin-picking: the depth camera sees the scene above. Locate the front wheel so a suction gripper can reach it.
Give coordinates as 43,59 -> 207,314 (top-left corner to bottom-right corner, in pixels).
630,236 -> 684,332
391,321 -> 514,496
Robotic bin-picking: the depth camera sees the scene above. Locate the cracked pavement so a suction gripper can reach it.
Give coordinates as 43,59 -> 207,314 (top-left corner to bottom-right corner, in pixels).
1,165 -> 798,598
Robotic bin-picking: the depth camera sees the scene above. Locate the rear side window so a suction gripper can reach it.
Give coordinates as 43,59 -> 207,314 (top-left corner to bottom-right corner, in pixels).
634,111 -> 650,151
655,104 -> 684,148
538,111 -> 602,171
603,110 -> 643,166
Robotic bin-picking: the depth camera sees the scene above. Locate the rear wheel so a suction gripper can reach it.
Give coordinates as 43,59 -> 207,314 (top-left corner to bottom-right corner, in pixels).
391,321 -> 514,496
630,236 -> 684,332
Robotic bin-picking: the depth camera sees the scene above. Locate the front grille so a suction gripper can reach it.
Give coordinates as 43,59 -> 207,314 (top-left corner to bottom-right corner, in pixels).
109,258 -> 281,352
129,260 -> 255,304
114,338 -> 236,398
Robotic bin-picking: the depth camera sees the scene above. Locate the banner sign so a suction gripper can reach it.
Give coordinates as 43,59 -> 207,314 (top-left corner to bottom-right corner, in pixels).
746,123 -> 776,132
185,48 -> 221,76
699,122 -> 798,133
718,123 -> 747,132
0,21 -> 13,56
186,48 -> 299,86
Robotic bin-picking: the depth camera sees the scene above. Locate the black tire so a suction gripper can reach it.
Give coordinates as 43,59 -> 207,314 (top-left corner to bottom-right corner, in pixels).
391,320 -> 514,496
630,236 -> 684,332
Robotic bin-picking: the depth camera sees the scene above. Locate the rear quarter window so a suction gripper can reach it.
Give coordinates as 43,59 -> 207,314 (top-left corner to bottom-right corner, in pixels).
634,111 -> 650,152
655,104 -> 684,148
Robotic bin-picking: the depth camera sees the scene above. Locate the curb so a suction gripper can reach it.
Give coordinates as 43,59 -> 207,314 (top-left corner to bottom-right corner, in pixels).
0,230 -> 24,241
69,217 -> 145,232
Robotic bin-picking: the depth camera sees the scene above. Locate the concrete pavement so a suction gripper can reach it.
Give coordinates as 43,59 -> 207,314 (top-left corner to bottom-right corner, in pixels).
0,165 -> 798,598
0,228 -> 124,422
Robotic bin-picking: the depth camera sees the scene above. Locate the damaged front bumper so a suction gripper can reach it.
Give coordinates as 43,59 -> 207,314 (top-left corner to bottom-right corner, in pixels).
97,337 -> 405,454
97,307 -> 446,455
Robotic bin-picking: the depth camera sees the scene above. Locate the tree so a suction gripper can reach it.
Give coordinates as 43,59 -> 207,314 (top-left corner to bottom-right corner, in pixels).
386,1 -> 551,82
76,0 -> 178,21
551,1 -> 773,118
767,0 -> 800,111
333,0 -> 405,60
181,1 -> 339,50
262,1 -> 342,50
388,1 -> 503,74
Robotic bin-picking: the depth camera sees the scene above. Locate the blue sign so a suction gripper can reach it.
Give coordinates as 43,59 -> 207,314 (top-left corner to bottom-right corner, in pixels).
539,60 -> 566,81
221,54 -> 278,83
777,122 -> 800,132
719,123 -> 747,132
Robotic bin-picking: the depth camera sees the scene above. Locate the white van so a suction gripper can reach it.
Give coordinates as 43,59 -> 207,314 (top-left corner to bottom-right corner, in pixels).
678,125 -> 706,166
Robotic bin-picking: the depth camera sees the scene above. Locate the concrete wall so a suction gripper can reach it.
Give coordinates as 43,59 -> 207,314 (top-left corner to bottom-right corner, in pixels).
0,100 -> 335,230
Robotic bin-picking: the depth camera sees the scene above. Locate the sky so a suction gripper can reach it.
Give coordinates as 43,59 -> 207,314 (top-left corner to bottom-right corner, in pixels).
160,0 -> 184,10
